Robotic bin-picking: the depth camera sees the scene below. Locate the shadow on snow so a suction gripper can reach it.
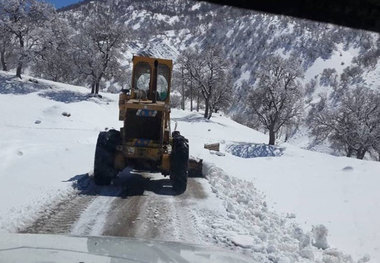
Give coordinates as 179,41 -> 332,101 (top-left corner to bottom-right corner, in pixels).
0,74 -> 113,104
66,169 -> 180,198
39,90 -> 93,103
172,112 -> 227,127
0,75 -> 49,95
226,143 -> 285,158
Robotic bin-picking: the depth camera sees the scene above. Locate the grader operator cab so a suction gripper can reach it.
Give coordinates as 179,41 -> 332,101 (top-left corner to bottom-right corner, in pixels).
93,56 -> 201,193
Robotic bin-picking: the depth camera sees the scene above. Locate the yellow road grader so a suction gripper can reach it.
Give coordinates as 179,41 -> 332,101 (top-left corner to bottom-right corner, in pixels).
93,56 -> 201,193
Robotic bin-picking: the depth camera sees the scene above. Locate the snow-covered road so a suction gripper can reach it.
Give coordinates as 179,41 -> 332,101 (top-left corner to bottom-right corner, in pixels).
20,171 -> 209,246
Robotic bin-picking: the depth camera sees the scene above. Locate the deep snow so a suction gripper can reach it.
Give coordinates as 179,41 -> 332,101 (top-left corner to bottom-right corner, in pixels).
0,72 -> 379,262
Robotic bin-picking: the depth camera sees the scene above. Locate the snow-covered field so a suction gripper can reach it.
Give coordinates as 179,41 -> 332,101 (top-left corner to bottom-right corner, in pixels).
0,72 -> 379,262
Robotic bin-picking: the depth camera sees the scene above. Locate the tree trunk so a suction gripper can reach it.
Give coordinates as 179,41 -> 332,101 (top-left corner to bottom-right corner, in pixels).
204,98 -> 209,119
190,77 -> 193,111
346,147 -> 354,157
16,62 -> 22,79
207,109 -> 213,119
16,37 -> 24,79
91,82 -> 95,94
95,81 -> 100,94
181,67 -> 185,110
269,129 -> 276,145
0,50 -> 7,71
196,89 -> 200,112
356,148 -> 366,160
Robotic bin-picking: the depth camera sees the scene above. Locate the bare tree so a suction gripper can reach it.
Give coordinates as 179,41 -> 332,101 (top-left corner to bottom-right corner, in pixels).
31,16 -> 75,82
0,0 -> 55,78
181,66 -> 185,110
178,46 -> 230,119
309,86 -> 380,159
72,2 -> 127,94
209,71 -> 232,114
247,55 -> 304,145
0,25 -> 15,71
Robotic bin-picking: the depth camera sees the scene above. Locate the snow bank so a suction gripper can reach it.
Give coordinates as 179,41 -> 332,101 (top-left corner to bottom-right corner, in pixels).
199,162 -> 360,263
175,109 -> 380,262
0,72 -> 120,232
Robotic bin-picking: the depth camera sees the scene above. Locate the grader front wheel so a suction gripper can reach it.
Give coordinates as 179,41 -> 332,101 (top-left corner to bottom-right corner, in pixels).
170,132 -> 189,193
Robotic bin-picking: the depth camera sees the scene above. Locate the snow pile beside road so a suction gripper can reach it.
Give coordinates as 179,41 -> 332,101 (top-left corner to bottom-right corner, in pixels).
0,71 -> 120,232
176,109 -> 380,262
226,143 -> 284,158
200,162 -> 365,263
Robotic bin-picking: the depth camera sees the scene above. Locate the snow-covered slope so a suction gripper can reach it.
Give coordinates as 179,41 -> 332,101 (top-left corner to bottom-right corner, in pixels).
59,0 -> 380,95
1,72 -> 379,262
52,0 -> 380,154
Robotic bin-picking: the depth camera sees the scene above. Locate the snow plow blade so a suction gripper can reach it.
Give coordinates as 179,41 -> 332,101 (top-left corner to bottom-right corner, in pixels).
188,157 -> 203,177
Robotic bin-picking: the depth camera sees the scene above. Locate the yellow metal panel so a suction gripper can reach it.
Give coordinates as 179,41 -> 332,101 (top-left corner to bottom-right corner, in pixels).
119,93 -> 128,105
125,101 -> 168,111
119,107 -> 125,121
161,153 -> 170,173
123,145 -> 161,161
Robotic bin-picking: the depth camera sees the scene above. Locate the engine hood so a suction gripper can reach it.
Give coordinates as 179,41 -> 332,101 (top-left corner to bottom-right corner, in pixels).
0,233 -> 253,263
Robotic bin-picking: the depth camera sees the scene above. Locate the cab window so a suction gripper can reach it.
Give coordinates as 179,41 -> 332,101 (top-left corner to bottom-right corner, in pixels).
157,64 -> 170,101
134,62 -> 151,94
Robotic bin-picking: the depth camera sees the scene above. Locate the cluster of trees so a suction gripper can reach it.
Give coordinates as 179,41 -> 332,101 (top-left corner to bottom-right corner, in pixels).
0,0 -> 128,94
175,46 -> 232,119
238,54 -> 379,160
0,0 -> 55,77
308,87 -> 380,160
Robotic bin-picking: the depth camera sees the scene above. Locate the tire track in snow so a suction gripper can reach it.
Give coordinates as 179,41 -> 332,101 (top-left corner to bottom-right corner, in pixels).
70,195 -> 119,236
19,171 -> 208,247
18,174 -> 121,235
19,192 -> 96,234
102,177 -> 207,245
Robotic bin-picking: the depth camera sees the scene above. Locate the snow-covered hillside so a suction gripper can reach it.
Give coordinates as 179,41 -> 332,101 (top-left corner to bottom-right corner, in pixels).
1,72 -> 379,262
55,0 -> 380,151
60,1 -> 380,88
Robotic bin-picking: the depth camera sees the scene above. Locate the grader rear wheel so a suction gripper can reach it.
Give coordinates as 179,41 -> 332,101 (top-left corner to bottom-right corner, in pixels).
170,132 -> 189,193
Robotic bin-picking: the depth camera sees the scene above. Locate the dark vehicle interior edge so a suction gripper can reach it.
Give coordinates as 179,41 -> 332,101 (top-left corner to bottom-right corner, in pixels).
198,0 -> 380,33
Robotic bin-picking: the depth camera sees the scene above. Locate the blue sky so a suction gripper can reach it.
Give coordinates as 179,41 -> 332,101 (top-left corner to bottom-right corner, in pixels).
45,0 -> 82,9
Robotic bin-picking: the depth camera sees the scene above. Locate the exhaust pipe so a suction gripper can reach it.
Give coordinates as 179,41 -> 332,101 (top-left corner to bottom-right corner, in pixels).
152,59 -> 158,103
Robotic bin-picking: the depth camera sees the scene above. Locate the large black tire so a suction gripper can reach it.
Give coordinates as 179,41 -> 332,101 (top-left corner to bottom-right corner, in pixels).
94,129 -> 121,185
170,132 -> 189,193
